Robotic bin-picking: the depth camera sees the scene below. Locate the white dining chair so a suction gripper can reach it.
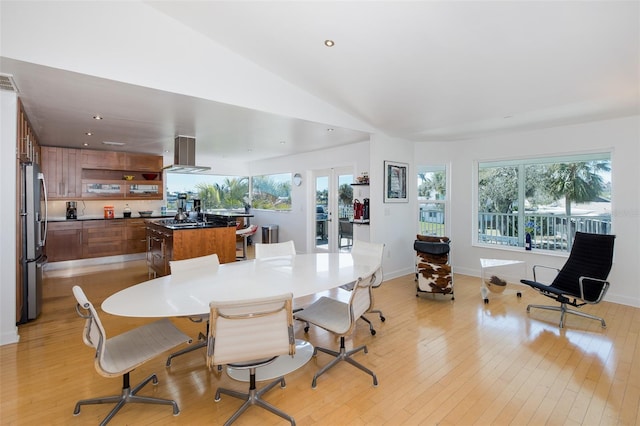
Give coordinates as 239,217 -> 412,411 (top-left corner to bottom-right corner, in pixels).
207,292 -> 297,425
166,253 -> 220,366
72,285 -> 190,426
254,240 -> 296,258
295,272 -> 379,389
346,240 -> 385,335
236,224 -> 258,260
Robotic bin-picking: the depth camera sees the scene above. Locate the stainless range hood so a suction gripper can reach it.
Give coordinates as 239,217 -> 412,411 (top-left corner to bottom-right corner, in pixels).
163,136 -> 211,173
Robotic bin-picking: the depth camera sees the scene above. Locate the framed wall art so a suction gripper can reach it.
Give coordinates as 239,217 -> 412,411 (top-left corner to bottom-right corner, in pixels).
384,160 -> 408,203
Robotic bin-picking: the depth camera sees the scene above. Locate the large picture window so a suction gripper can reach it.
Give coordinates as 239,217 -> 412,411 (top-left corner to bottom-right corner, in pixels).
417,165 -> 447,237
251,173 -> 292,211
166,173 -> 249,212
477,153 -> 612,252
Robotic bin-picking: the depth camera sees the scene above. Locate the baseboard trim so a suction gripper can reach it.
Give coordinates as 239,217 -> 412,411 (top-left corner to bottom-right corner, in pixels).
44,254 -> 146,278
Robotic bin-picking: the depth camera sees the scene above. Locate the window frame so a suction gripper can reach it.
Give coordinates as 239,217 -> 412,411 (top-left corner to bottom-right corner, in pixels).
417,164 -> 450,238
473,151 -> 612,253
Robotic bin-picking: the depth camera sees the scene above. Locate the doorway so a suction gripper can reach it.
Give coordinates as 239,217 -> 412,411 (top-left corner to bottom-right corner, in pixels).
313,168 -> 354,252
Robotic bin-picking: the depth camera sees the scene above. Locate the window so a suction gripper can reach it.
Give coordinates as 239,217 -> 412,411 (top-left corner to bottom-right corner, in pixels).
417,165 -> 447,237
477,153 -> 612,252
251,173 -> 292,211
166,173 -> 249,212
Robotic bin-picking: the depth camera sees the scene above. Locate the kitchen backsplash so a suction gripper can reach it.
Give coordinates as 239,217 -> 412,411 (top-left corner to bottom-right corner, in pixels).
47,200 -> 165,220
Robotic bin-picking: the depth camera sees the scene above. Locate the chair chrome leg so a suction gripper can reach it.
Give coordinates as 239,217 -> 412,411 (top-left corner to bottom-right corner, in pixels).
166,339 -> 206,366
527,303 -> 606,328
215,368 -> 294,425
368,308 -> 386,322
359,315 -> 376,335
311,336 -> 378,389
564,307 -> 606,328
74,373 -> 179,426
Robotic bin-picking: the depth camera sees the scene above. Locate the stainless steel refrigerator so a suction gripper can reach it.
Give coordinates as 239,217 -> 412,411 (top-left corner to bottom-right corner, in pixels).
20,162 -> 48,323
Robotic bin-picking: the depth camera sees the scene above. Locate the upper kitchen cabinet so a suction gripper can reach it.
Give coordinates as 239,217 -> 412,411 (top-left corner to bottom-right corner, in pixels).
41,147 -> 163,200
81,149 -> 125,170
79,149 -> 164,200
81,149 -> 163,172
17,98 -> 40,164
40,147 -> 82,199
125,152 -> 163,172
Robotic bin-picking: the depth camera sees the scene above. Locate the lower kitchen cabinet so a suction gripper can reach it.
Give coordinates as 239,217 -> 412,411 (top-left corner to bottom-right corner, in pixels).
82,220 -> 125,259
47,218 -> 151,262
46,222 -> 83,262
146,225 -> 173,277
125,218 -> 148,254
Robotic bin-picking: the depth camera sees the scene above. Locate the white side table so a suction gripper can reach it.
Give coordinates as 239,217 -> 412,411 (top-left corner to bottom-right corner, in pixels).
480,258 -> 527,304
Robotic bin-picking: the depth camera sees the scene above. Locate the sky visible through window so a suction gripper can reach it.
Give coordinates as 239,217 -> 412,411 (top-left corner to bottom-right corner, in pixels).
166,173 -> 243,193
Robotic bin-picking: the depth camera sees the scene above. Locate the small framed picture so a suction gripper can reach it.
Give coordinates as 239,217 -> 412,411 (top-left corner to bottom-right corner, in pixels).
384,160 -> 408,203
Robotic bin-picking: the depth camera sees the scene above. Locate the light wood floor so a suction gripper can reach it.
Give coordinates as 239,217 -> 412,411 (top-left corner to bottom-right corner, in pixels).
2,257 -> 639,425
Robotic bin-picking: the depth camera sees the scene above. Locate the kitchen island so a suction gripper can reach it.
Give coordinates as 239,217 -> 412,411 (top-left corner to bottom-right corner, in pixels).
146,219 -> 236,278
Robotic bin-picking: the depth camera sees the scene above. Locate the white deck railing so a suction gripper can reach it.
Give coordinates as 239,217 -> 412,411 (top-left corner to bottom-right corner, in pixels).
419,209 -> 612,253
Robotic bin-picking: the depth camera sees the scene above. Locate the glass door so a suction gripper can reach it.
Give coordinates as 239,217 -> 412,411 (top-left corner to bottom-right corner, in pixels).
313,168 -> 354,252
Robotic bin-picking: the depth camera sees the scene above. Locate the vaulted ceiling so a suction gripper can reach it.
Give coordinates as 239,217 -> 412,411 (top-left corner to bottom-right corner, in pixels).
1,1 -> 638,162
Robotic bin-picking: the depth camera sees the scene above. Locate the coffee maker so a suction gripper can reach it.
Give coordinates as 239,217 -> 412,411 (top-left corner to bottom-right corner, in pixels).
175,193 -> 188,221
66,201 -> 77,220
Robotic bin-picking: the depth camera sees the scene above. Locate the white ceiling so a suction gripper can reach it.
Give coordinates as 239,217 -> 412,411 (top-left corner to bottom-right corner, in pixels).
1,1 -> 638,162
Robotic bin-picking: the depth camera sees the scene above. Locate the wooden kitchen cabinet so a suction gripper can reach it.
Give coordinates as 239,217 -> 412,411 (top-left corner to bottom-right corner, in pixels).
17,98 -> 41,164
82,220 -> 125,258
47,218 -> 148,262
81,149 -> 125,170
81,180 -> 126,198
172,227 -> 235,264
126,218 -> 148,254
146,224 -> 173,277
146,223 -> 235,277
80,151 -> 163,200
46,221 -> 83,262
42,146 -> 163,200
41,147 -> 82,199
125,153 -> 163,171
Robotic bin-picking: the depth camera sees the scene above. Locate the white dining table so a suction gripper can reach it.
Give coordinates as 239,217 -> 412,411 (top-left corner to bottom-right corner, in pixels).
102,253 -> 378,318
102,252 -> 378,382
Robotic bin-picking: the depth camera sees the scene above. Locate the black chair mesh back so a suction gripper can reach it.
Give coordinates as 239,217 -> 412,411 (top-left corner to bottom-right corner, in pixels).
552,232 -> 615,302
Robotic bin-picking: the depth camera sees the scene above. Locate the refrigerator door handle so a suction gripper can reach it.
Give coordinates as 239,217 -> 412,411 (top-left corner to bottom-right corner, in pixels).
38,172 -> 48,247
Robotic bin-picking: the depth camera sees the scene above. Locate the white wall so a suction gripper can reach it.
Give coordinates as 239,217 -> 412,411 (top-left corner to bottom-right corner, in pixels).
1,91 -> 19,345
415,115 -> 640,307
369,134 -> 416,280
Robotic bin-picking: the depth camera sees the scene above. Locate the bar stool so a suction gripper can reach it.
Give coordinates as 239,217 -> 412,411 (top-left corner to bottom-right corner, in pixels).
236,224 -> 258,260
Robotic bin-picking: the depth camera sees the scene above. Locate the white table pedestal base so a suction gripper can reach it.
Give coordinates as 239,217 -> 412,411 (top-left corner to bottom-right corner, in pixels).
226,339 -> 314,382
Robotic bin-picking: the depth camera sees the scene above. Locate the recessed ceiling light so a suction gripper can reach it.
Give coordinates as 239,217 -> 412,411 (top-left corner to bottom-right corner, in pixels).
83,143 -> 89,146
324,40 -> 335,47
93,115 -> 103,120
85,132 -> 92,136
327,128 -> 334,132
102,141 -> 125,146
